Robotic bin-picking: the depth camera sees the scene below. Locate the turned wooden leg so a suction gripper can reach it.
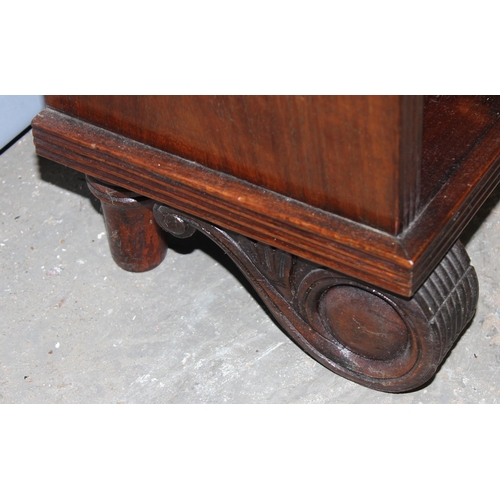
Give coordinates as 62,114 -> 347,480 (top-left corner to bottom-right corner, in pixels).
153,203 -> 479,393
86,176 -> 168,272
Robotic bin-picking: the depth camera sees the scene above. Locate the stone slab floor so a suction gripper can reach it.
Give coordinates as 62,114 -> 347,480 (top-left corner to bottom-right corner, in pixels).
2,130 -> 500,404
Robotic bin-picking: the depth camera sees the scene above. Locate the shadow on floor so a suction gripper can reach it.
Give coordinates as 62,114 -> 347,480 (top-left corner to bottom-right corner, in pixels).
460,180 -> 500,246
36,154 -> 273,321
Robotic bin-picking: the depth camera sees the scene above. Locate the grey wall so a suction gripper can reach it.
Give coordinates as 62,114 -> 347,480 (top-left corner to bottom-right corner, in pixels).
0,95 -> 45,150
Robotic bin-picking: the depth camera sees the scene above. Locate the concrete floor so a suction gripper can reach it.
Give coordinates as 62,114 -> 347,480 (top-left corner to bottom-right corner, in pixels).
2,129 -> 500,403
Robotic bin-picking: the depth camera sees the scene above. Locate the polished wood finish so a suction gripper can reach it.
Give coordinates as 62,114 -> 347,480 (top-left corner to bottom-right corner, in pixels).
44,95 -> 423,235
31,95 -> 499,392
154,204 -> 479,392
32,99 -> 500,296
421,95 -> 500,206
86,176 -> 167,272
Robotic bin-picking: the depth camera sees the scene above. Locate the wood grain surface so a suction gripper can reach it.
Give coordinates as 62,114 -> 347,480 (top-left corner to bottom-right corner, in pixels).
32,96 -> 500,296
45,95 -> 423,235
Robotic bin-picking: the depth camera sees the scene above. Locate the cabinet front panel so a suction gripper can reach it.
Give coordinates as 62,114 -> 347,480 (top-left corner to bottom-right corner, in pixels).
45,95 -> 422,235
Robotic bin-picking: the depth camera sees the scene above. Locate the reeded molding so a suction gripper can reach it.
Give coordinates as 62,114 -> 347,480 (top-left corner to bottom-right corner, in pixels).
32,107 -> 500,296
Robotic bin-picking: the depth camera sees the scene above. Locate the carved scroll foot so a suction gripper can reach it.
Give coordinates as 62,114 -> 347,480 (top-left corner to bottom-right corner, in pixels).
154,204 -> 479,393
86,176 -> 168,272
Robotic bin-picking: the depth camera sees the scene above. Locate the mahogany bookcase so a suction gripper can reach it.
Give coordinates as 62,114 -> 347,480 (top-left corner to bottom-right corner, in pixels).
31,96 -> 500,392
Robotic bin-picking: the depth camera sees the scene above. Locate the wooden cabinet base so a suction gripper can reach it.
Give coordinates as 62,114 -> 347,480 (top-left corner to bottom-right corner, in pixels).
31,96 -> 495,393
150,204 -> 478,392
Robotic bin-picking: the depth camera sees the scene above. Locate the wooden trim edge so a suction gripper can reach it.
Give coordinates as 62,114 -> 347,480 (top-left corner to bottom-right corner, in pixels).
31,108 -> 500,297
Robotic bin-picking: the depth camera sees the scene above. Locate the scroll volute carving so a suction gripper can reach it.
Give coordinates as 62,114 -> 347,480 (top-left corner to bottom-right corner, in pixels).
154,204 -> 478,393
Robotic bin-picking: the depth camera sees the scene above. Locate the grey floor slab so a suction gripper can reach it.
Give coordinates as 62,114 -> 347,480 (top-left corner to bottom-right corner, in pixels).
2,130 -> 500,403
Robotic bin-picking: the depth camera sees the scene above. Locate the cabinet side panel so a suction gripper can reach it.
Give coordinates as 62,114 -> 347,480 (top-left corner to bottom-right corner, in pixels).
421,95 -> 500,207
